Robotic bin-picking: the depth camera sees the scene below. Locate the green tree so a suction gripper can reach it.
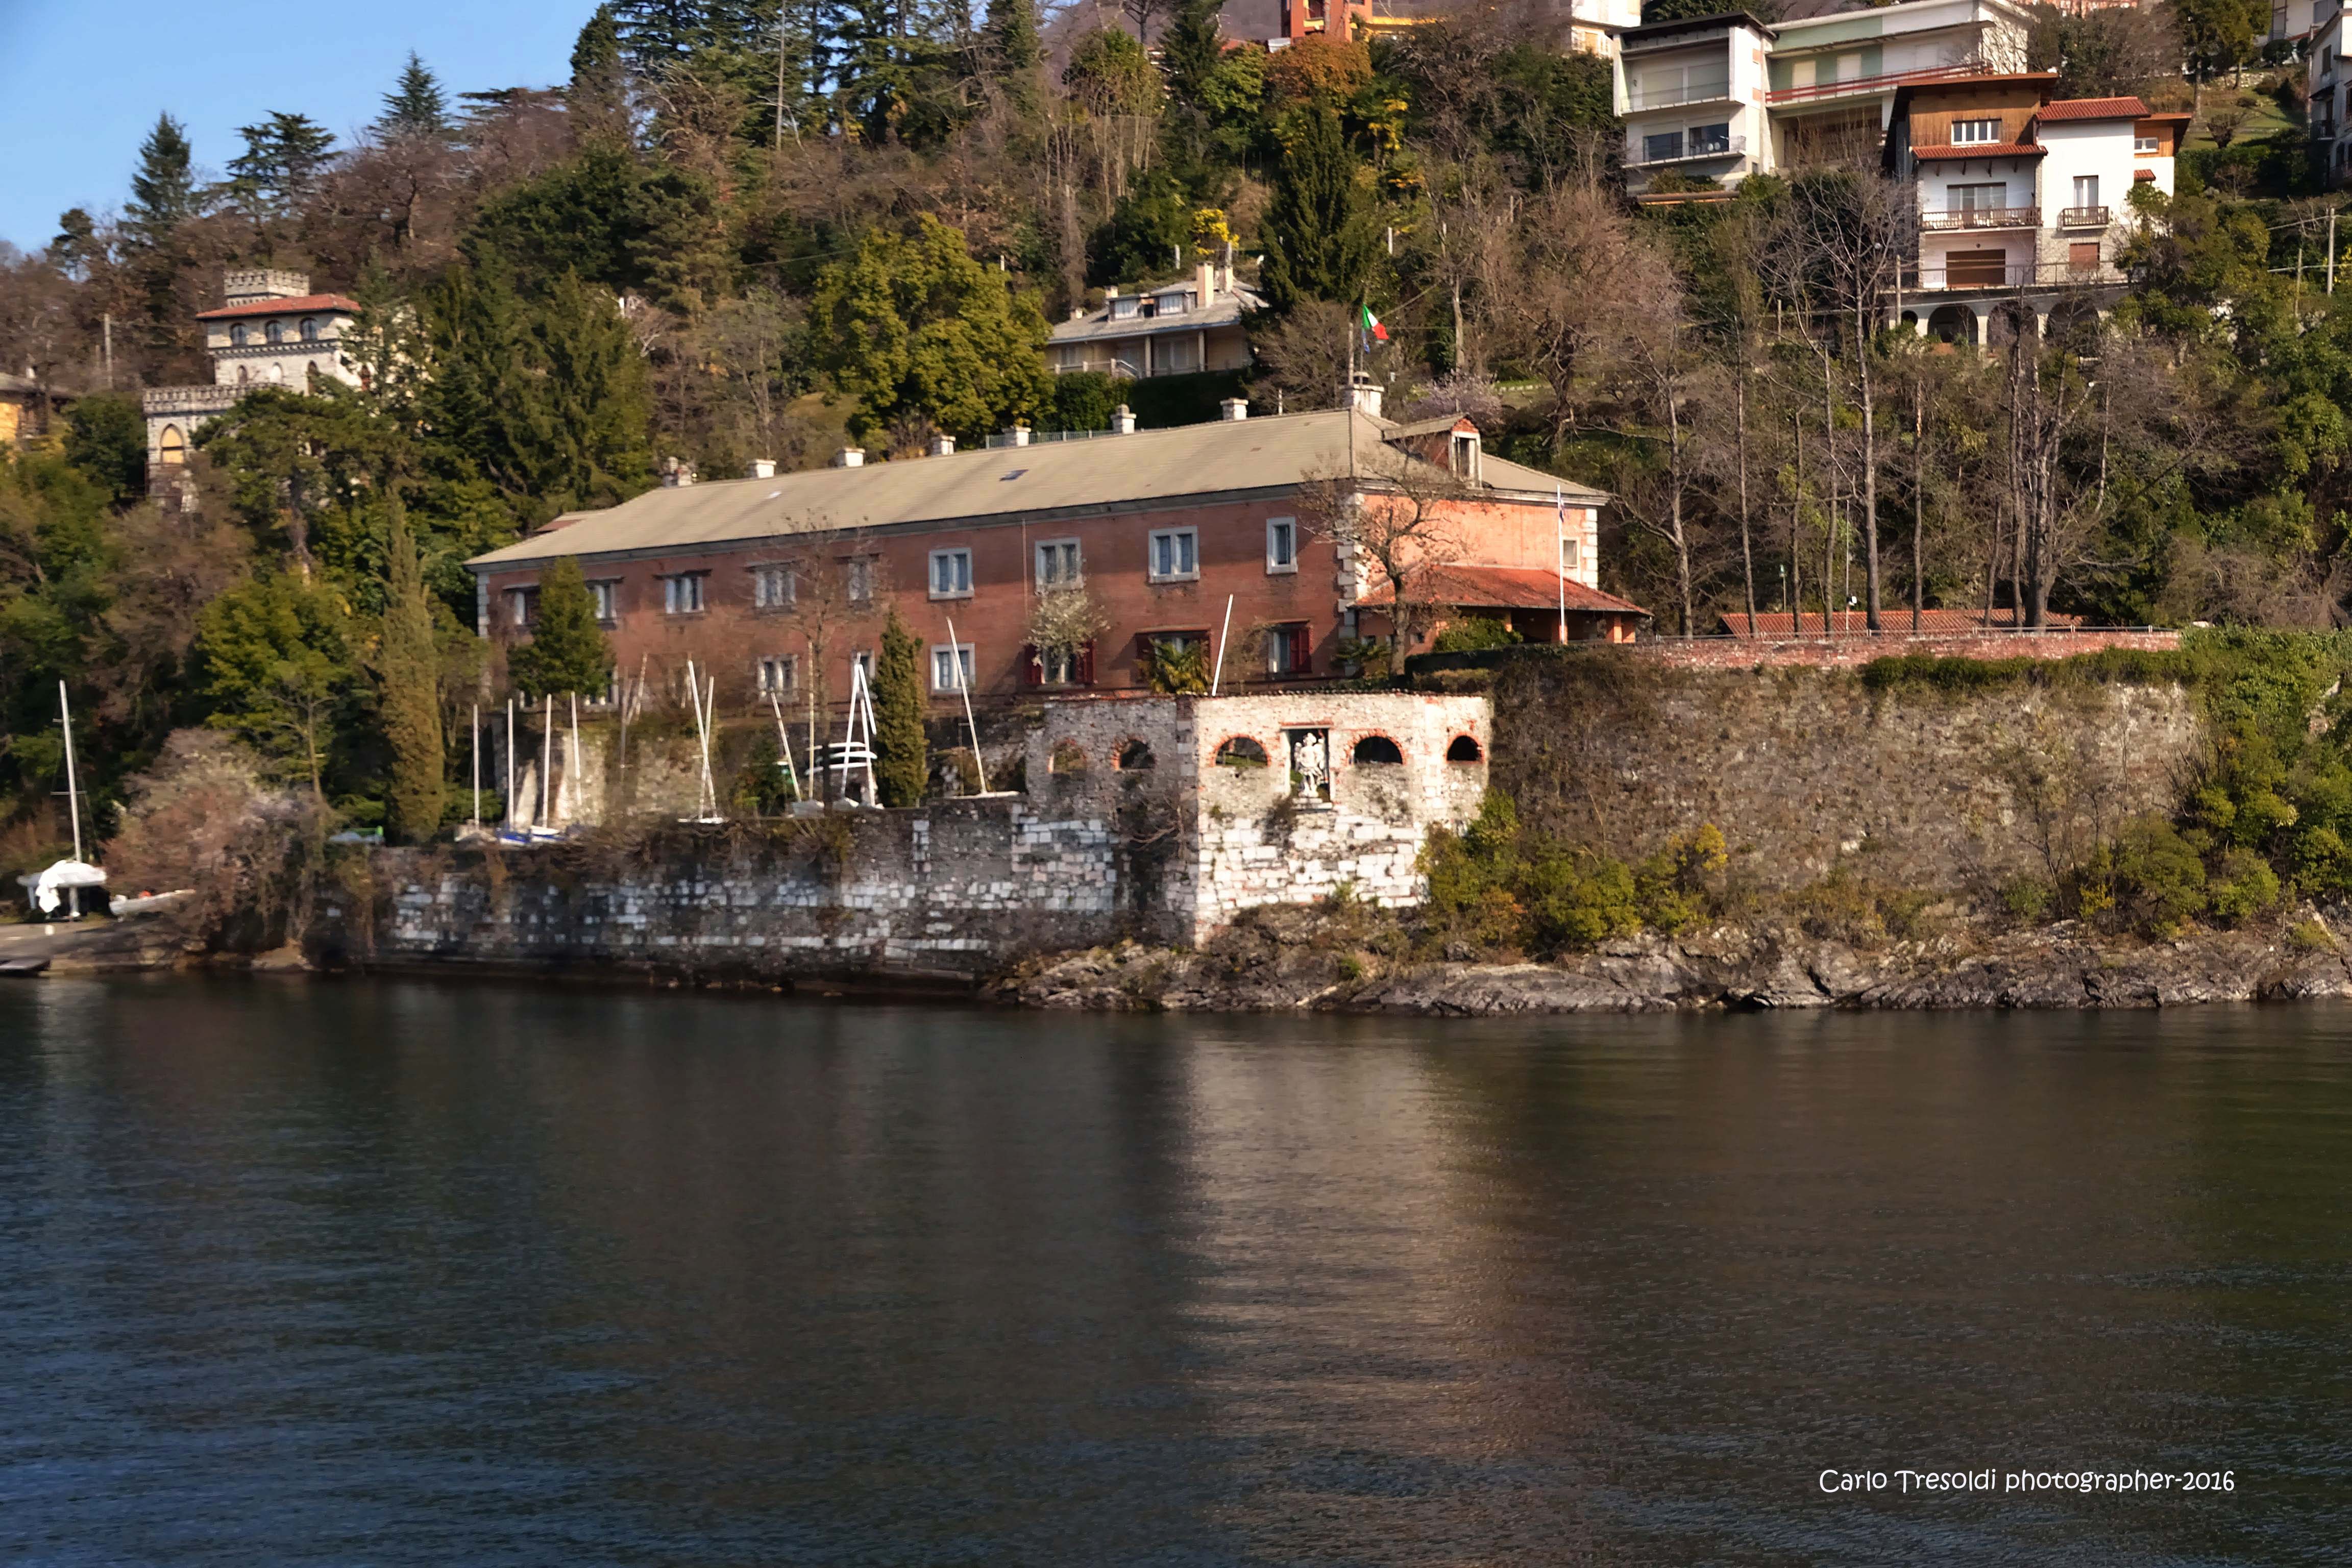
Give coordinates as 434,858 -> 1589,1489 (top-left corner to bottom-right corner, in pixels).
225,113 -> 336,228
984,0 -> 1045,115
2174,0 -> 2264,84
196,571 -> 359,801
61,394 -> 149,504
812,215 -> 1051,443
569,3 -> 632,139
378,490 -> 445,843
872,608 -> 928,806
1259,105 -> 1381,314
505,557 -> 612,700
377,52 -> 452,140
123,113 -> 200,250
526,273 -> 657,511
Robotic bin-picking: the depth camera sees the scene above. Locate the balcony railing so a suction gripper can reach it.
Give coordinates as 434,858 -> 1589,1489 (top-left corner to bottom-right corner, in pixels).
1627,134 -> 1747,167
1624,79 -> 1733,110
1903,261 -> 2125,290
2057,205 -> 2112,227
1919,205 -> 2040,231
1767,58 -> 1994,105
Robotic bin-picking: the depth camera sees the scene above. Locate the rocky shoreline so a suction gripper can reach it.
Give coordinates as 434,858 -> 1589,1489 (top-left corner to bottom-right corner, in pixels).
998,919 -> 2352,1013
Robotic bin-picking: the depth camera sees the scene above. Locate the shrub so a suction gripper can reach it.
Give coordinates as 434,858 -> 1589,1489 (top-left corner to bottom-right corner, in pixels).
2207,848 -> 2281,925
2079,816 -> 2207,937
1432,616 -> 1521,654
2001,875 -> 2054,923
1140,638 -> 1210,694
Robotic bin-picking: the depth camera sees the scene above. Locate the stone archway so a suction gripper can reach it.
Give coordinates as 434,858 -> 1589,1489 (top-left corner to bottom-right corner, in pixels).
1986,300 -> 2039,350
1925,305 -> 1976,346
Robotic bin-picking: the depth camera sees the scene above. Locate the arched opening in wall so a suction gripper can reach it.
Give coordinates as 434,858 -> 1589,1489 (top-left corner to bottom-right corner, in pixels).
1986,300 -> 2038,351
1446,734 -> 1483,763
1352,734 -> 1404,765
230,324 -> 248,347
300,317 -> 318,341
265,320 -> 285,345
2045,297 -> 2101,356
236,365 -> 250,385
157,425 -> 185,465
1925,305 -> 1976,347
1214,736 -> 1268,769
1116,738 -> 1156,771
1049,740 -> 1087,775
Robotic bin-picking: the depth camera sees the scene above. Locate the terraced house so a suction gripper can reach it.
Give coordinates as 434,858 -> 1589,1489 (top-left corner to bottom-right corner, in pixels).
465,393 -> 1645,713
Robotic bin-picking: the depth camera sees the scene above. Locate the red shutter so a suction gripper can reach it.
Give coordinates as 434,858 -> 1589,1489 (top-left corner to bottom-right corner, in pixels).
1021,643 -> 1042,687
1287,624 -> 1312,674
1076,640 -> 1095,685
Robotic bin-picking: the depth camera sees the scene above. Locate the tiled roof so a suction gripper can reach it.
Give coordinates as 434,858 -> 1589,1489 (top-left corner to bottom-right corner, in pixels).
1914,142 -> 2045,160
465,409 -> 1609,571
1357,563 -> 1651,617
194,293 -> 361,320
2037,96 -> 2151,121
1719,608 -> 2084,636
1049,283 -> 1262,346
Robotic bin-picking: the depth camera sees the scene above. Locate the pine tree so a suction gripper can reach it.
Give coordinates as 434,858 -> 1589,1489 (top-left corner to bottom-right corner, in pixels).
226,113 -> 336,228
983,0 -> 1044,115
526,273 -> 656,513
123,113 -> 199,250
1259,105 -> 1381,315
569,4 -> 632,139
614,0 -> 711,69
1159,0 -> 1222,112
872,609 -> 928,808
380,488 -> 446,844
506,558 -> 613,700
377,52 -> 451,140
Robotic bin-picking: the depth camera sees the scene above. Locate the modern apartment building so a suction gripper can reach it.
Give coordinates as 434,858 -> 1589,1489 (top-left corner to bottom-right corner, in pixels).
1885,77 -> 2185,341
1613,0 -> 2034,195
2312,3 -> 2352,178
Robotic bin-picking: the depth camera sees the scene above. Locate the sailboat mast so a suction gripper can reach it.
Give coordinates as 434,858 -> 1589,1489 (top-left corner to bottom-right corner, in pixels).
58,680 -> 83,864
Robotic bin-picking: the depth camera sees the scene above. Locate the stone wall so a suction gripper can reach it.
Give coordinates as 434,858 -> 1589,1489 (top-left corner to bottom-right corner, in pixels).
1645,628 -> 2180,671
1490,652 -> 2205,896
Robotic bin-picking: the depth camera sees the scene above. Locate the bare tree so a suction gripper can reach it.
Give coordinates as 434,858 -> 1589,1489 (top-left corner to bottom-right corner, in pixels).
1294,454 -> 1474,674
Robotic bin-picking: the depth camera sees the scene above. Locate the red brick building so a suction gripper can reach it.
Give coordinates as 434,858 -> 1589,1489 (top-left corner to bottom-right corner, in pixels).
465,402 -> 1646,710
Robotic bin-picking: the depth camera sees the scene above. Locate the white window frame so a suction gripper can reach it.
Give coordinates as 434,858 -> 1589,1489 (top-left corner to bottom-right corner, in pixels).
751,563 -> 795,608
508,586 -> 536,628
1148,527 -> 1199,582
1036,537 -> 1082,589
2134,132 -> 2160,153
928,547 -> 974,599
931,643 -> 975,692
587,579 -> 618,622
1265,517 -> 1297,574
756,654 -> 798,693
663,573 -> 706,615
846,557 -> 875,604
2073,175 -> 2100,208
1561,535 -> 1582,574
1952,118 -> 2000,145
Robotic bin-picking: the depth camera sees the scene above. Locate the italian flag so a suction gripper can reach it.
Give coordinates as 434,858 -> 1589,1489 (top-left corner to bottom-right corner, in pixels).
1360,304 -> 1388,343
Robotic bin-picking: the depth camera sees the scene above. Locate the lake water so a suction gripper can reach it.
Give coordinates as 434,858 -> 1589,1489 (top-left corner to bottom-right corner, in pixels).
2,977 -> 2346,1565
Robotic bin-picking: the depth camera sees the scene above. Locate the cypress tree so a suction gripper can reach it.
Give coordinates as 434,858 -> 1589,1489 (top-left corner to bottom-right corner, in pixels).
1258,105 -> 1381,315
569,4 -> 631,139
872,609 -> 928,808
506,558 -> 613,701
380,488 -> 446,844
984,0 -> 1045,115
526,273 -> 655,513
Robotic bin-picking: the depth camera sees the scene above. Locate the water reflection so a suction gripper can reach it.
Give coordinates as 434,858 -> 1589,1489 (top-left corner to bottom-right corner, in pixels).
1,981 -> 2345,1565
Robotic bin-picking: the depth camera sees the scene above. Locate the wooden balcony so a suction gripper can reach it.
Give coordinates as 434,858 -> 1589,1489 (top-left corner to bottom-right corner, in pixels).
2058,205 -> 2112,227
1919,206 -> 2040,231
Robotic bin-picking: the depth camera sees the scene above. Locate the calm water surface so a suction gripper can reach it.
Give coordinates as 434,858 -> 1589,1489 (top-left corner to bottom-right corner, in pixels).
1,978 -> 2346,1565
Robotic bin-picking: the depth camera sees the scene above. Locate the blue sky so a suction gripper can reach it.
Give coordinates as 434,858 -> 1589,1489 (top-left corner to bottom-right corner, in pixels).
0,0 -> 585,251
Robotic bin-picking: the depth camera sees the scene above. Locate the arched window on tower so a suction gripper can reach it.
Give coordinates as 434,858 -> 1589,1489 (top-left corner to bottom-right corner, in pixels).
300,318 -> 318,341
236,365 -> 249,385
265,320 -> 285,345
158,426 -> 185,465
230,324 -> 248,347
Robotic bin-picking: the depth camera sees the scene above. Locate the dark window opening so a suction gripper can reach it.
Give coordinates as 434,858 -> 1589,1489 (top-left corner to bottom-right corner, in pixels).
1446,734 -> 1484,763
1116,738 -> 1156,771
1215,736 -> 1269,768
1353,735 -> 1404,765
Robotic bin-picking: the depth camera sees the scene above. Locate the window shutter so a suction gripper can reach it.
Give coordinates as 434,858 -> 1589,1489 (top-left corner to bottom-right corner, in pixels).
1288,625 -> 1312,673
1022,644 -> 1042,686
1076,641 -> 1095,685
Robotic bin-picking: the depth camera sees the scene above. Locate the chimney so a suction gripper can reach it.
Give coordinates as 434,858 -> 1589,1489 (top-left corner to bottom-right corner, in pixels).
1111,403 -> 1137,434
1002,424 -> 1032,447
1345,372 -> 1383,420
929,434 -> 957,456
832,446 -> 865,468
1220,397 -> 1248,422
1196,260 -> 1216,304
660,455 -> 697,487
746,457 -> 776,479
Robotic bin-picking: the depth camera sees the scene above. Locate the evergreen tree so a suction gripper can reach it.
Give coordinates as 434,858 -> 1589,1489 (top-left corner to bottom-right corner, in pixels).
379,489 -> 445,843
377,52 -> 452,140
505,558 -> 613,700
50,209 -> 100,277
614,0 -> 712,68
872,608 -> 928,807
62,394 -> 150,504
525,273 -> 657,513
1258,105 -> 1381,314
122,113 -> 199,250
983,0 -> 1044,115
811,215 -> 1051,443
1159,0 -> 1223,114
197,572 -> 360,802
226,113 -> 336,224
569,4 -> 632,138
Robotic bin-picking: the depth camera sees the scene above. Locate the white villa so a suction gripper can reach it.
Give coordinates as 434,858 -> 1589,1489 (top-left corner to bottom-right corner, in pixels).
140,269 -> 360,485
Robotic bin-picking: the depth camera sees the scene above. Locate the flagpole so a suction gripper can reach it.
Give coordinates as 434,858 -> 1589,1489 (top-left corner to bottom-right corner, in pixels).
1555,485 -> 1567,646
